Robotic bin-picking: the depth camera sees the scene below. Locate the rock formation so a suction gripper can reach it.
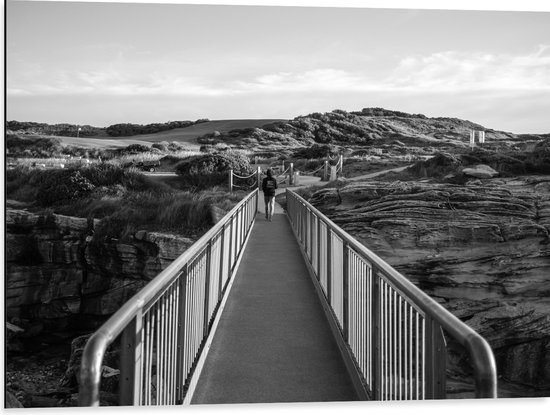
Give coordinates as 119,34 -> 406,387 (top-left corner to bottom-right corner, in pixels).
6,208 -> 194,330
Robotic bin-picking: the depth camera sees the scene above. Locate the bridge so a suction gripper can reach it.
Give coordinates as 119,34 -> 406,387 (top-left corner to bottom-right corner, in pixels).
78,170 -> 497,406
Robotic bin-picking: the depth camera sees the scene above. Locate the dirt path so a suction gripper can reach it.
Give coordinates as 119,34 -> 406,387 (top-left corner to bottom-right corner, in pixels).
348,164 -> 412,181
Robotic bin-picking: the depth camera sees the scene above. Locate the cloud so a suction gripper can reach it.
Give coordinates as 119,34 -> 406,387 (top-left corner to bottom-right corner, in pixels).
7,47 -> 550,98
387,46 -> 550,92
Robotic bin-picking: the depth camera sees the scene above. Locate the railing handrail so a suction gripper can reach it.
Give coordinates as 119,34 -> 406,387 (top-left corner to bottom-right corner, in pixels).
286,189 -> 497,398
79,189 -> 258,406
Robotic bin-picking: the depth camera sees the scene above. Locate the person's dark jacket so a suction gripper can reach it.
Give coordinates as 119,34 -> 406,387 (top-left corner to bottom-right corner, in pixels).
262,176 -> 278,196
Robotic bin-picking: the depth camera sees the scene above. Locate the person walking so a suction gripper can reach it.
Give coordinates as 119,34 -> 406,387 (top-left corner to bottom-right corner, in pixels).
262,168 -> 278,221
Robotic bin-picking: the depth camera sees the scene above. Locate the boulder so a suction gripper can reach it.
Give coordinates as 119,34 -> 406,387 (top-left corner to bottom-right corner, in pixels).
462,164 -> 499,179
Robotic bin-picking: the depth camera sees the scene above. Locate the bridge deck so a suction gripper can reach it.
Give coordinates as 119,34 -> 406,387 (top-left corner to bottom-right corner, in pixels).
191,196 -> 358,404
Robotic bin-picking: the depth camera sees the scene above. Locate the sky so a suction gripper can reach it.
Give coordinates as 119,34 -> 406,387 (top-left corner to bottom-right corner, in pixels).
5,0 -> 550,133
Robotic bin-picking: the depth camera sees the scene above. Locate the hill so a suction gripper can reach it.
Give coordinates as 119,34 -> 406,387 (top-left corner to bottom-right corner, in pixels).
7,119 -> 285,150
195,108 -> 547,152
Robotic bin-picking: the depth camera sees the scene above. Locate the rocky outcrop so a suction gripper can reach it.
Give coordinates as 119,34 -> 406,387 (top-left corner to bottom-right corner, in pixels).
462,164 -> 499,179
307,177 -> 550,397
6,208 -> 194,332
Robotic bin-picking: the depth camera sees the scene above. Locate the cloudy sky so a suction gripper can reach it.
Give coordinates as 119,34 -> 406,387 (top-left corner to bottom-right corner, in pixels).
6,0 -> 550,133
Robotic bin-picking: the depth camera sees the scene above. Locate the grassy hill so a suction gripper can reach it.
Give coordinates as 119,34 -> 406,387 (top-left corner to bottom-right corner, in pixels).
10,119 -> 284,150
194,108 -> 531,152
8,110 -> 548,153
129,119 -> 285,146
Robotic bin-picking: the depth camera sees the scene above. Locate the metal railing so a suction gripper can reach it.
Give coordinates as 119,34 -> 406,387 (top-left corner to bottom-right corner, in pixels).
286,189 -> 497,400
79,189 -> 259,406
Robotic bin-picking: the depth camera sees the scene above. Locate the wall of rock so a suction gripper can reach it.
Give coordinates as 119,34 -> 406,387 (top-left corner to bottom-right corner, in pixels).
6,208 -> 194,334
307,177 -> 550,397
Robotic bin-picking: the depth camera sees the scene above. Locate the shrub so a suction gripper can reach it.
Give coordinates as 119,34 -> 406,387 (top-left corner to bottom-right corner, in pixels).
152,142 -> 169,152
292,144 -> 339,159
28,169 -> 96,206
168,141 -> 187,152
174,151 -> 251,189
6,135 -> 63,157
123,143 -> 150,154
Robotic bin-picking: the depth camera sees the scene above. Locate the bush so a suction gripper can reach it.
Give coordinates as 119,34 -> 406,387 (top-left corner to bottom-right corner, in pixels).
6,135 -> 63,157
123,143 -> 150,154
152,142 -> 169,152
292,144 -> 339,159
175,151 -> 251,189
27,169 -> 96,206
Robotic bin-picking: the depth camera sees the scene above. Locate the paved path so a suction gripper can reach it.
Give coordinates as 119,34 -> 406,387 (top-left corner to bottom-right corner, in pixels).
191,196 -> 358,404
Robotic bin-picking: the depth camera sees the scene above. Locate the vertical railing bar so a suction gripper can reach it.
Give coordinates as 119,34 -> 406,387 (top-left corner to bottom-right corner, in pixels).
410,303 -> 413,401
403,301 -> 412,400
398,296 -> 406,400
426,317 -> 434,399
372,267 -> 380,400
203,242 -> 212,338
154,302 -> 160,404
144,310 -> 151,405
342,242 -> 349,341
168,287 -> 173,404
326,226 -> 332,305
171,283 -> 177,403
176,268 -> 187,403
160,295 -> 166,404
421,316 -> 427,399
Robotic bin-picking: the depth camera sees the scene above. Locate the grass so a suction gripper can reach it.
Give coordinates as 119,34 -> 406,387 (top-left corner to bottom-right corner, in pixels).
6,163 -> 246,241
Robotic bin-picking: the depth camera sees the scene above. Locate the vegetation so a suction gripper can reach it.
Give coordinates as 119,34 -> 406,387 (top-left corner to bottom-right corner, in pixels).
193,107 -> 489,149
175,150 -> 251,189
291,144 -> 339,159
6,163 -> 245,241
6,121 -> 104,137
404,141 -> 550,180
105,119 -> 209,137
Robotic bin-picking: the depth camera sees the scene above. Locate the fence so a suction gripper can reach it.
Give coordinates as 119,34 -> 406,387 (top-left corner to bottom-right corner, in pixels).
286,189 -> 497,400
79,189 -> 259,406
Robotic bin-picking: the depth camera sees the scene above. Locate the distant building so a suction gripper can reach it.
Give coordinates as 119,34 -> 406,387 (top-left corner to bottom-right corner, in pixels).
470,130 -> 486,148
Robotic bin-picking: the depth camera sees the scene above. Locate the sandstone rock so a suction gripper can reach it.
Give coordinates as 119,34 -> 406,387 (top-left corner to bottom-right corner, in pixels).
462,164 -> 499,179
61,334 -> 119,390
144,232 -> 194,260
53,214 -> 89,234
81,274 -> 148,316
6,209 -> 42,228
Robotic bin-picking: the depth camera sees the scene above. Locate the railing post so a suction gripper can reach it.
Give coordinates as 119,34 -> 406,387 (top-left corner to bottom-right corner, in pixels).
372,266 -> 381,400
229,169 -> 233,192
309,209 -> 314,261
324,160 -> 329,181
289,162 -> 294,186
317,218 -> 321,280
218,224 -> 226,299
326,227 -> 332,304
175,266 -> 188,404
119,312 -> 143,406
342,242 -> 349,342
203,241 -> 212,337
257,167 -> 261,190
425,319 -> 447,399
228,214 -> 234,272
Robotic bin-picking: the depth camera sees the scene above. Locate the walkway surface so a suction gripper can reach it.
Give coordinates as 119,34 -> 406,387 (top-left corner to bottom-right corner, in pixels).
191,195 -> 358,404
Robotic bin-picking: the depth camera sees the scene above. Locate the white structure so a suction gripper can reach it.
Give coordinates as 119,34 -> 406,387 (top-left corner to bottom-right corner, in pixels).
469,130 -> 486,148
